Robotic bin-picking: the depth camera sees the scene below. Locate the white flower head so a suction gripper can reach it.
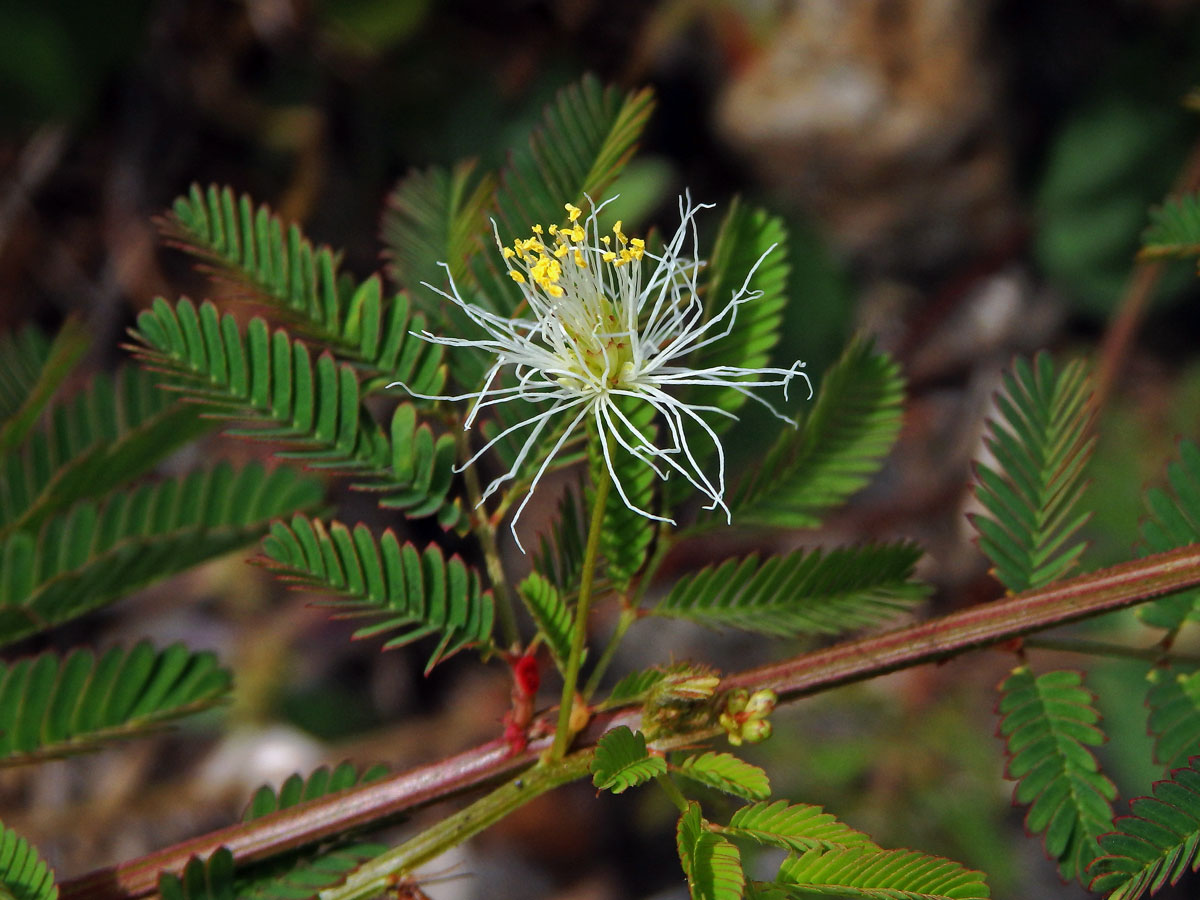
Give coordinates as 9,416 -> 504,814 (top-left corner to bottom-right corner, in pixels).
390,193 -> 812,551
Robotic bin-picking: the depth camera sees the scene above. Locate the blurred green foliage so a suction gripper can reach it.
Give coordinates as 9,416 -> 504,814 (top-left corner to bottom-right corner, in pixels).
0,0 -> 151,130
1034,45 -> 1197,316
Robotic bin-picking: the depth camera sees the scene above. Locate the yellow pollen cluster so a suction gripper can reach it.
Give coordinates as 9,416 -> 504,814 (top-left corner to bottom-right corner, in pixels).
504,202 -> 648,297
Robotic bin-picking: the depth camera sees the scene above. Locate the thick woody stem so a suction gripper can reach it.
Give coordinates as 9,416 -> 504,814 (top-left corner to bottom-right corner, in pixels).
60,543 -> 1200,900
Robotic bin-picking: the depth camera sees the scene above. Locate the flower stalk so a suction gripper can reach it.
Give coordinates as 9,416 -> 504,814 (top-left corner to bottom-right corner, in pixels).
551,459 -> 612,760
320,752 -> 594,900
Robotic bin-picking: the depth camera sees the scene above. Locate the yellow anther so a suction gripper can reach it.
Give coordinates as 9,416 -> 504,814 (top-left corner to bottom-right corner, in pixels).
570,225 -> 586,242
565,203 -> 582,222
509,270 -> 526,284
574,248 -> 587,268
502,247 -> 515,259
548,224 -> 558,235
602,251 -> 617,262
532,224 -> 543,234
601,235 -> 611,245
554,243 -> 569,258
630,238 -> 645,250
546,284 -> 564,297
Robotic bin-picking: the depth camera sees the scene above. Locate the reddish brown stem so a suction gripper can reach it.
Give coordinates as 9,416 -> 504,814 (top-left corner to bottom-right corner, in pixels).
61,543 -> 1200,900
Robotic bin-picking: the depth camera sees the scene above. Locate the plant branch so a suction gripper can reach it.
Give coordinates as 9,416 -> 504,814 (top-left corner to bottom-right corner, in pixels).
720,543 -> 1200,703
60,543 -> 1200,900
320,752 -> 594,900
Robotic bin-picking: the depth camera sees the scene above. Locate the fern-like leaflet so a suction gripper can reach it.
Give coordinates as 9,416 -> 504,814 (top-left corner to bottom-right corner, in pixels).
727,336 -> 904,529
0,820 -> 57,900
590,725 -> 666,793
128,298 -> 459,525
1136,440 -> 1200,631
0,324 -> 53,422
516,572 -> 572,674
1089,759 -> 1200,900
997,666 -> 1115,883
722,800 -> 878,854
1140,191 -> 1200,265
589,400 -> 657,590
674,752 -> 770,801
658,200 -> 790,517
653,542 -> 927,637
161,185 -> 444,394
769,847 -> 990,899
242,761 -> 390,821
0,642 -> 230,765
258,515 -> 493,672
0,462 -> 321,645
381,160 -> 496,313
0,364 -> 210,537
1147,668 -> 1200,770
677,802 -> 745,900
0,316 -> 88,454
971,353 -> 1094,594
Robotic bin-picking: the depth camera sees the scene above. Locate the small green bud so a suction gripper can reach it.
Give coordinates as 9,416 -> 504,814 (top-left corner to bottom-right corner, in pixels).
723,688 -> 749,716
740,718 -> 773,744
744,689 -> 777,718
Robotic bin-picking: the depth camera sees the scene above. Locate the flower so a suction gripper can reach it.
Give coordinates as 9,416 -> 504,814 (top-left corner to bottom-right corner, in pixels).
390,194 -> 811,550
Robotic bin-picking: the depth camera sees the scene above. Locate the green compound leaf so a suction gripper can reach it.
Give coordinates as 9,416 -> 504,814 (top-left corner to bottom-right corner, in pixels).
160,841 -> 384,900
997,666 -> 1115,884
0,642 -> 230,766
480,75 -> 656,318
773,847 -> 990,899
516,572 -> 572,674
0,462 -> 321,646
729,336 -> 904,529
234,765 -> 389,900
0,822 -> 57,900
128,298 -> 459,525
0,316 -> 89,455
653,542 -> 927,638
600,667 -> 668,709
0,365 -> 211,539
1147,668 -> 1200,770
1089,759 -> 1200,900
381,160 -> 496,314
677,803 -> 745,900
161,184 -> 443,394
970,353 -> 1095,595
590,400 -> 657,591
724,800 -> 878,855
533,488 -> 588,596
663,200 -> 791,512
242,762 -> 390,821
159,850 -> 235,900
675,751 -> 770,801
590,725 -> 666,794
1136,441 -> 1200,631
259,515 -> 494,673
0,324 -> 53,423
1141,191 -> 1200,264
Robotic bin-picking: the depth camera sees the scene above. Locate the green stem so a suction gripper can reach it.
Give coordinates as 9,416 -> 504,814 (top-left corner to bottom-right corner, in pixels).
551,463 -> 612,759
583,605 -> 637,700
320,752 -> 593,900
456,425 -> 519,648
654,772 -> 689,814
